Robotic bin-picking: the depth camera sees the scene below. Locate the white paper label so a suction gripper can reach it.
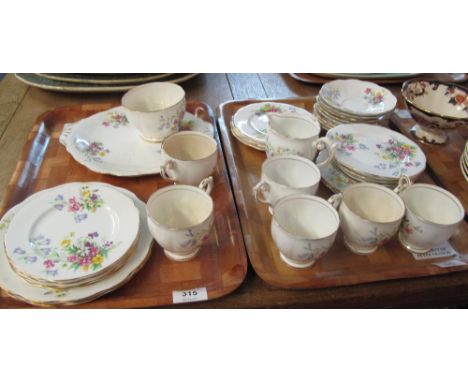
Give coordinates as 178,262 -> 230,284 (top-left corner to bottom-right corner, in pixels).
412,241 -> 458,260
172,287 -> 208,304
395,109 -> 412,119
434,258 -> 467,268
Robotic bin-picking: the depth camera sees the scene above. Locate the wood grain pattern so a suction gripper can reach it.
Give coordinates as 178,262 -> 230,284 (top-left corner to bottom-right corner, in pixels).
218,97 -> 468,289
0,102 -> 247,308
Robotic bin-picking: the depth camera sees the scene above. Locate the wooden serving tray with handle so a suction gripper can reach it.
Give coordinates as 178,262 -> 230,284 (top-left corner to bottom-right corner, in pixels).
217,97 -> 468,289
0,102 -> 248,307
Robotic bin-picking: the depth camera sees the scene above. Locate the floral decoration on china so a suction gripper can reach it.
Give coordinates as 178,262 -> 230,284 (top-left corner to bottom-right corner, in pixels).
52,185 -> 105,223
13,231 -> 120,276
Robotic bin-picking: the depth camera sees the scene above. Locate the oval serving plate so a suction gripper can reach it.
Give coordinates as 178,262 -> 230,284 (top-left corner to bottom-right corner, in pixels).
60,106 -> 214,177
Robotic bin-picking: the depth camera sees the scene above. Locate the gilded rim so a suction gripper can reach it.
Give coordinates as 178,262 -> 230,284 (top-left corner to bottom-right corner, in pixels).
401,184 -> 465,227
272,194 -> 340,241
402,79 -> 468,121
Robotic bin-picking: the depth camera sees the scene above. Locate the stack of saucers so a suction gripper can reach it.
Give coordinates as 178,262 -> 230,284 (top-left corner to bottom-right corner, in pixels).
313,79 -> 397,131
318,123 -> 426,192
0,182 -> 153,306
461,141 -> 468,182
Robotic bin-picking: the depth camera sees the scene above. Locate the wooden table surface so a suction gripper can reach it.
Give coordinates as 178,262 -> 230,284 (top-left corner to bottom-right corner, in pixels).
1,73 -> 468,308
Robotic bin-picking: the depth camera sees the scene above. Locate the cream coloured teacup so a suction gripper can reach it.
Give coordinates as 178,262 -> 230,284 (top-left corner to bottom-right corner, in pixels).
160,131 -> 218,186
253,155 -> 320,213
329,183 -> 405,255
122,82 -> 186,142
146,182 -> 214,262
396,181 -> 464,254
265,112 -> 335,166
271,194 -> 340,268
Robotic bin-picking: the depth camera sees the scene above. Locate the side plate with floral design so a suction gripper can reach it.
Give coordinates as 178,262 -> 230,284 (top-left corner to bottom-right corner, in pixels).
327,123 -> 426,180
4,183 -> 140,287
231,102 -> 315,150
60,107 -> 214,176
0,183 -> 152,306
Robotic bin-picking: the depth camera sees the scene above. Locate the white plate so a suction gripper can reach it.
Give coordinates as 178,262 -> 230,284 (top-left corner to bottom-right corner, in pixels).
317,150 -> 357,193
231,102 -> 315,149
0,183 -> 152,306
60,107 -> 214,176
327,124 -> 426,179
5,183 -> 139,286
320,79 -> 397,116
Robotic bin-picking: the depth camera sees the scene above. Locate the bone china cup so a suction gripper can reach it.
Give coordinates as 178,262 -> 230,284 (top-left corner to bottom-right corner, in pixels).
265,112 -> 335,165
146,183 -> 214,262
271,194 -> 339,268
397,183 -> 464,254
253,155 -> 321,213
122,82 -> 186,142
161,131 -> 218,186
329,183 -> 405,255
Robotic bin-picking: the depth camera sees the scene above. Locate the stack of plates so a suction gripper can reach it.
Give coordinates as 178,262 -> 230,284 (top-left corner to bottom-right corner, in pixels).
313,79 -> 397,131
15,73 -> 199,93
0,183 -> 152,306
461,141 -> 468,182
230,101 -> 316,151
319,123 -> 426,191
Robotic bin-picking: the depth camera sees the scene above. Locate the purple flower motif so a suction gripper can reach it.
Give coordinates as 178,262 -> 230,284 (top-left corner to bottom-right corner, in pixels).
46,269 -> 58,277
13,247 -> 26,255
54,204 -> 64,211
26,256 -> 37,263
74,213 -> 88,223
88,232 -> 99,238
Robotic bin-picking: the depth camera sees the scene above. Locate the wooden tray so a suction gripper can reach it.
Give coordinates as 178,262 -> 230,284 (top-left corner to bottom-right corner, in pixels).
290,73 -> 468,85
0,102 -> 247,307
217,97 -> 468,289
391,108 -> 468,214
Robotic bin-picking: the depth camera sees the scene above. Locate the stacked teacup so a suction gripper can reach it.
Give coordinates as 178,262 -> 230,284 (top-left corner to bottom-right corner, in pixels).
121,82 -> 218,262
313,79 -> 397,131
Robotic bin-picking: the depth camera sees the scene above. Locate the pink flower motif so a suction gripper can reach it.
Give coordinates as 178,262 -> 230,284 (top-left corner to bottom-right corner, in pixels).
43,259 -> 55,269
365,88 -> 372,95
68,197 -> 81,212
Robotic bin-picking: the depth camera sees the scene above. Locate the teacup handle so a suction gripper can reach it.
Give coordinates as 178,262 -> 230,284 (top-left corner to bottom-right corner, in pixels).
160,160 -> 176,181
312,138 -> 336,167
394,175 -> 412,194
328,193 -> 343,209
199,176 -> 214,195
253,181 -> 271,205
193,106 -> 205,119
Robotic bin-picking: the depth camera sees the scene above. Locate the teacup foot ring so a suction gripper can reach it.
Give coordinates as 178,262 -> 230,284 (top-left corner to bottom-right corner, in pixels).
343,237 -> 377,255
398,232 -> 430,254
164,248 -> 200,262
279,252 -> 316,269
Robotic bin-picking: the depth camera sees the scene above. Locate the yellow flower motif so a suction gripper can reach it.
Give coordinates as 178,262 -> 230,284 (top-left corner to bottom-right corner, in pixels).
60,239 -> 71,248
81,188 -> 91,198
99,152 -> 106,157
82,265 -> 89,271
92,254 -> 104,265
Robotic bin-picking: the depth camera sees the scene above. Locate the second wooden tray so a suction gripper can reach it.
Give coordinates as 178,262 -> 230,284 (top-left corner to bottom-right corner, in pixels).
0,102 -> 247,307
218,97 -> 468,289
